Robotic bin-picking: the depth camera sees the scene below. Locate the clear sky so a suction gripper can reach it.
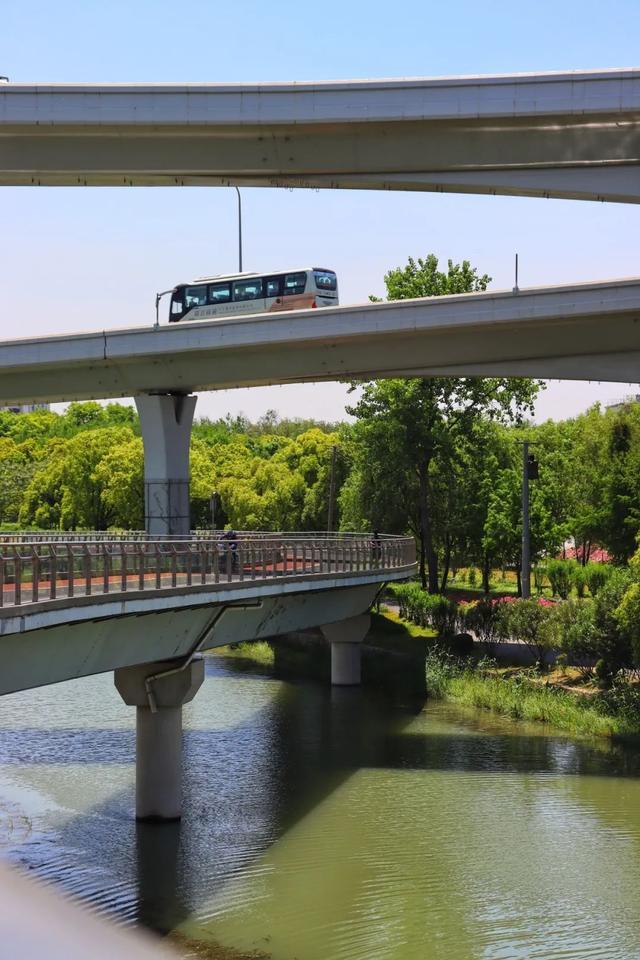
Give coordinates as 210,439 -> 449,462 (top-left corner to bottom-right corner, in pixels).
2,0 -> 639,423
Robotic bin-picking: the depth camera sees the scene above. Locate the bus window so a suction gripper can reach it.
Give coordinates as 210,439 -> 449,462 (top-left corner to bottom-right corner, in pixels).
265,277 -> 283,298
170,290 -> 184,318
233,278 -> 264,301
209,282 -> 232,304
184,285 -> 207,308
314,270 -> 337,292
283,272 -> 307,296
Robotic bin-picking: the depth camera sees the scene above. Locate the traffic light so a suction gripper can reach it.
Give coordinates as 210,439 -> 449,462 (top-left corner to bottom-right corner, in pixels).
527,454 -> 539,480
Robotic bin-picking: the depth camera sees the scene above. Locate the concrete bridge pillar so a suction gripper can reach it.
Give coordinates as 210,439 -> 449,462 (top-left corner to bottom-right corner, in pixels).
321,614 -> 370,686
135,393 -> 197,536
114,656 -> 204,821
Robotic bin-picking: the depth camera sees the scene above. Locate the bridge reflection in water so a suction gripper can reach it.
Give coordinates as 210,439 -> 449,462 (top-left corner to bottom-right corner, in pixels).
2,652 -> 640,960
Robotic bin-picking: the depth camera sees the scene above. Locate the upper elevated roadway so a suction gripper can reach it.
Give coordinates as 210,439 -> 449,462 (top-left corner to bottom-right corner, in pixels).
1,68 -> 640,202
1,278 -> 640,406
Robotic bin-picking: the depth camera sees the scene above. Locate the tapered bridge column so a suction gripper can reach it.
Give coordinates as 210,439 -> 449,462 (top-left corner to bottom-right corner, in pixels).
321,614 -> 370,686
115,657 -> 204,821
135,393 -> 197,536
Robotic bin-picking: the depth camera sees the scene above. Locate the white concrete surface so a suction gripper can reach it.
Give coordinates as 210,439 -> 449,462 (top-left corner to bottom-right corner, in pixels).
1,279 -> 639,405
135,393 -> 196,536
1,69 -> 639,201
0,861 -> 178,959
115,657 -> 205,820
322,614 -> 371,685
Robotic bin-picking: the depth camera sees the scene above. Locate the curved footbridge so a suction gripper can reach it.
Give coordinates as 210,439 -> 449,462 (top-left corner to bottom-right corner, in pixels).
0,532 -> 416,820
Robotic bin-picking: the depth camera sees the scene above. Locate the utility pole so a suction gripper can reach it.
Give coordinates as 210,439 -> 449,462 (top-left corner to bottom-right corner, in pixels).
234,187 -> 243,273
521,441 -> 539,598
327,445 -> 338,532
521,440 -> 530,598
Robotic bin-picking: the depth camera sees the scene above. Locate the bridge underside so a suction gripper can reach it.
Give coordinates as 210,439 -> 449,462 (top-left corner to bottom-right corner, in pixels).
1,70 -> 639,202
0,578 -> 380,696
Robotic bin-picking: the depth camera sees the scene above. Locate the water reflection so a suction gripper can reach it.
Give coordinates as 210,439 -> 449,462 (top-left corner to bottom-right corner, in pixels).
1,655 -> 640,959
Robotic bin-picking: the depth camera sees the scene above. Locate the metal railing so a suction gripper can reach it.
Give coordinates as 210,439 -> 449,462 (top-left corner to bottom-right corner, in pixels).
0,534 -> 416,610
0,530 -> 403,543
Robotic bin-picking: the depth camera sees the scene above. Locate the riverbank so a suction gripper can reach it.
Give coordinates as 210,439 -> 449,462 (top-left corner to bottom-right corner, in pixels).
215,611 -> 640,740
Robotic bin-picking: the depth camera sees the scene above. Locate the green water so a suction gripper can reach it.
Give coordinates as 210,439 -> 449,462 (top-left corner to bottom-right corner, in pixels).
1,655 -> 640,959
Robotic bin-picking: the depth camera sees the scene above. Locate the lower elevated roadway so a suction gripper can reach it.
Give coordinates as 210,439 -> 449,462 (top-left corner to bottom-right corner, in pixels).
0,533 -> 416,820
2,278 -> 640,407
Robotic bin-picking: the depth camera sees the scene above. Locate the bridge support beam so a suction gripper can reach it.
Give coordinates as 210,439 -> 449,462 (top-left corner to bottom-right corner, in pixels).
321,614 -> 370,686
135,393 -> 197,536
114,656 -> 204,821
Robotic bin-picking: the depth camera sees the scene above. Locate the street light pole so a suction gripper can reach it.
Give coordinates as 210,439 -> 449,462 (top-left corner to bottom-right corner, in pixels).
521,441 -> 531,599
234,187 -> 243,273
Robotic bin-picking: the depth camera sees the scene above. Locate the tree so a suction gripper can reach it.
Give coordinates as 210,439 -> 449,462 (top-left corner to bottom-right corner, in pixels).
346,254 -> 540,591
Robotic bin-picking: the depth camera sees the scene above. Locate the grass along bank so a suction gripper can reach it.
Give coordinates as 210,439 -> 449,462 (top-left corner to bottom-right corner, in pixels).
424,653 -> 637,738
377,606 -> 640,739
211,612 -> 640,739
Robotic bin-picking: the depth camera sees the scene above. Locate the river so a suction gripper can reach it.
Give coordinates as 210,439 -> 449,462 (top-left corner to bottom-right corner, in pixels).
1,653 -> 640,960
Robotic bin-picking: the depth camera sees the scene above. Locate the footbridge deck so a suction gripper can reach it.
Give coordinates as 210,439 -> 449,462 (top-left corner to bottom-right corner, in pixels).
0,533 -> 416,696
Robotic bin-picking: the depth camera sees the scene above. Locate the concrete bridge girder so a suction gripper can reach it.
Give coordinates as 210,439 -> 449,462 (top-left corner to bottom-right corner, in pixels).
2,280 -> 640,408
0,579 -> 383,696
1,70 -> 640,201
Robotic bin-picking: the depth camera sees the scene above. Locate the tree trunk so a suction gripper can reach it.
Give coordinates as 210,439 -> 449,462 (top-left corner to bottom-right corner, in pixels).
418,457 -> 438,593
516,566 -> 522,597
418,534 -> 427,590
482,553 -> 491,595
440,535 -> 451,594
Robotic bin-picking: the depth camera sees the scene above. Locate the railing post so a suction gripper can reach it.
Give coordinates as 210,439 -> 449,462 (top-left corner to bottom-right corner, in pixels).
49,546 -> 57,600
15,551 -> 22,606
31,547 -> 39,603
67,546 -> 74,598
84,546 -> 92,596
102,543 -> 110,594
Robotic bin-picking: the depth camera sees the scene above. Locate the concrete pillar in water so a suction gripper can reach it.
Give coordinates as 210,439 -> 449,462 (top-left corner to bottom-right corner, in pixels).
321,614 -> 370,686
135,393 -> 197,536
115,657 -> 204,821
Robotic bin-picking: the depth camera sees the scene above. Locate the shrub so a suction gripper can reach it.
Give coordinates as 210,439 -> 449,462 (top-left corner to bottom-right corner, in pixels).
572,564 -> 588,599
532,563 -> 547,595
552,599 -> 598,669
546,559 -> 574,599
594,658 -> 611,686
462,597 -> 501,653
495,598 -> 556,668
585,562 -> 611,597
593,567 -> 633,672
468,566 -> 478,588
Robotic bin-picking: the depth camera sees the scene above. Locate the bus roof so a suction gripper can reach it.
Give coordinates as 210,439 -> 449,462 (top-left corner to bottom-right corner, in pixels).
182,267 -> 335,286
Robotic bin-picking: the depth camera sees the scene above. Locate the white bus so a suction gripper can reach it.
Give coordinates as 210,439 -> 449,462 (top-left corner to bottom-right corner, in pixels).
168,267 -> 338,323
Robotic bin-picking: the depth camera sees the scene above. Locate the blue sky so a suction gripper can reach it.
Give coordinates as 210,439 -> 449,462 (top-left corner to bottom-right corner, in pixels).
2,0 -> 640,422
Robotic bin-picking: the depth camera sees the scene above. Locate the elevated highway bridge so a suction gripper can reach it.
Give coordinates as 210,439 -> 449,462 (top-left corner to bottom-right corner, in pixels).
1,68 -> 639,202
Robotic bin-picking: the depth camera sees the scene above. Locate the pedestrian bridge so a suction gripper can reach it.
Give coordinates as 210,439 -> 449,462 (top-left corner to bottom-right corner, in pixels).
0,531 -> 415,819
0,532 -> 415,693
